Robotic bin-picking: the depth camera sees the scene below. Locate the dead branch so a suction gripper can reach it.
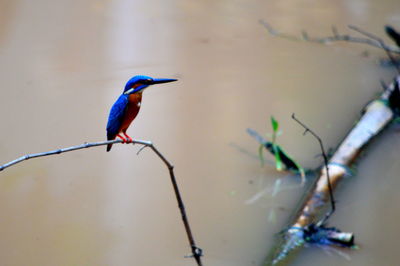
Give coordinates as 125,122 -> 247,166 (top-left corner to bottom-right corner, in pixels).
265,76 -> 399,265
348,25 -> 400,74
0,139 -> 203,266
259,20 -> 400,54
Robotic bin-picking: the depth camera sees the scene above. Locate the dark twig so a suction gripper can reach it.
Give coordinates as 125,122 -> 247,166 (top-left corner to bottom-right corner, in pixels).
0,139 -> 203,265
348,25 -> 400,75
385,25 -> 400,47
145,144 -> 203,266
291,113 -> 335,225
259,20 -> 400,54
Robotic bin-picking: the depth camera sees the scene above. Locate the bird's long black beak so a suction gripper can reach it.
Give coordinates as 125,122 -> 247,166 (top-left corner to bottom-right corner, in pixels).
126,78 -> 177,95
149,78 -> 177,85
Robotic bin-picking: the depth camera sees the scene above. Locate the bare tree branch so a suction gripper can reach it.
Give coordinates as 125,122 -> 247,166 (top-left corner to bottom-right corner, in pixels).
259,20 -> 400,54
0,139 -> 203,266
348,24 -> 400,74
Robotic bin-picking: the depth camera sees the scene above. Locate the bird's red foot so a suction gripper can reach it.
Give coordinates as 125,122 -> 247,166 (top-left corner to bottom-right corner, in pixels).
117,134 -> 127,143
123,132 -> 133,143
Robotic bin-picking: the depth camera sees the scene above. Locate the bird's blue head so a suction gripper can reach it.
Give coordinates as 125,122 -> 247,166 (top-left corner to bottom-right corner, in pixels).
123,75 -> 177,95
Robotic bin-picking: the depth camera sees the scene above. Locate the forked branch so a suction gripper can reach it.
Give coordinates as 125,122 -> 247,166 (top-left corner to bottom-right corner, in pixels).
0,139 -> 203,266
259,20 -> 400,54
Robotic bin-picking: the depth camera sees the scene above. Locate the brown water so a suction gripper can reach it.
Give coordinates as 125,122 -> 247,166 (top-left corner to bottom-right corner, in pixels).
0,0 -> 399,265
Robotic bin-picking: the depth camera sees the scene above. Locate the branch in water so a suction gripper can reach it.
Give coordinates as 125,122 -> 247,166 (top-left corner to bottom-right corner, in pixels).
259,20 -> 400,54
348,24 -> 400,74
265,76 -> 399,265
0,139 -> 203,266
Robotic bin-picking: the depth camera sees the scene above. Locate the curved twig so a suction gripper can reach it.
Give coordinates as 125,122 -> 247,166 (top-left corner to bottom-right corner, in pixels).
0,139 -> 203,266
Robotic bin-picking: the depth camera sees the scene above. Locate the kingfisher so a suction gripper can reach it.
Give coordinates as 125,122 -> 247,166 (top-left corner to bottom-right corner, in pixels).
106,75 -> 177,152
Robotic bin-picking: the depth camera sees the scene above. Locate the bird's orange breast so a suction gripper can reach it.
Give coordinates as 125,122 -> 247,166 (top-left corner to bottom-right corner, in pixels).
120,93 -> 142,132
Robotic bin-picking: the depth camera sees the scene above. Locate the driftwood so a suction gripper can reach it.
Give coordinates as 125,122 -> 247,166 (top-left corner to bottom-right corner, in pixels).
265,75 -> 399,265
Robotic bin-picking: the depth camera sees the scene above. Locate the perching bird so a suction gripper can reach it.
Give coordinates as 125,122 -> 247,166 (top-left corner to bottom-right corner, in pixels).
106,75 -> 177,151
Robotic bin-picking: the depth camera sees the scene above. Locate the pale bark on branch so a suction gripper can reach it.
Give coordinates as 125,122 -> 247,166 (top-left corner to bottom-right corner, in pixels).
265,76 -> 399,265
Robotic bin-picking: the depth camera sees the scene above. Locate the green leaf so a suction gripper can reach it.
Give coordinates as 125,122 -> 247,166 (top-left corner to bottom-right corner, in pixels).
271,116 -> 279,133
273,144 -> 283,171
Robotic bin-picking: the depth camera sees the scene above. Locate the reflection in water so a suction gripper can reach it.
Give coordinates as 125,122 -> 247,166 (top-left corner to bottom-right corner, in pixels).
0,0 -> 399,265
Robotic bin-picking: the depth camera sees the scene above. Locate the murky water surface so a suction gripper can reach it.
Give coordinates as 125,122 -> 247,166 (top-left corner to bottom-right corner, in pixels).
0,0 -> 399,265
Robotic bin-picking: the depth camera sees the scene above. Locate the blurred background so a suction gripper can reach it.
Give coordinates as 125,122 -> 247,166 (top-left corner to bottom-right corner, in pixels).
0,0 -> 399,265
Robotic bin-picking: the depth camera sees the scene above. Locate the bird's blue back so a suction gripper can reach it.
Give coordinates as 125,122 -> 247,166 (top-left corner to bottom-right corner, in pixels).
106,94 -> 128,140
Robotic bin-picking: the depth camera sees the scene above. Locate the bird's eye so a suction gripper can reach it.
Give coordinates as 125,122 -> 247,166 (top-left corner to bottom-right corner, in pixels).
140,79 -> 152,84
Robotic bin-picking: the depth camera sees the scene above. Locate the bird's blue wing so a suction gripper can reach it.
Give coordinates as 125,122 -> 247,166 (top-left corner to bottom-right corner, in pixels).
106,94 -> 128,140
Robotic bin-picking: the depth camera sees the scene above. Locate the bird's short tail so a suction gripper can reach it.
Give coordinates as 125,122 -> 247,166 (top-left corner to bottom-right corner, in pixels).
106,143 -> 113,152
106,133 -> 115,152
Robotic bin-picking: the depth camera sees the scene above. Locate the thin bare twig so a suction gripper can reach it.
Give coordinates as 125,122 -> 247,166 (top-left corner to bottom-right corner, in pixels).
348,25 -> 400,74
0,139 -> 203,266
291,113 -> 335,226
259,20 -> 400,54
